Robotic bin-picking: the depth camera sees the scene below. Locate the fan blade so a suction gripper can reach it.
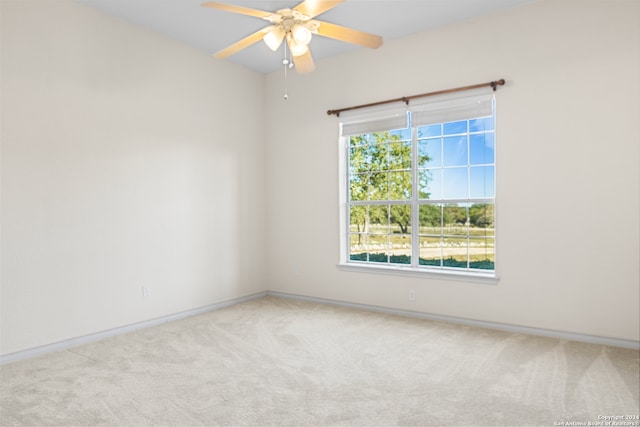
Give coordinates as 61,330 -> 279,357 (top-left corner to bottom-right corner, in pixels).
292,49 -> 315,74
316,21 -> 382,49
293,0 -> 344,19
214,28 -> 267,58
201,2 -> 272,19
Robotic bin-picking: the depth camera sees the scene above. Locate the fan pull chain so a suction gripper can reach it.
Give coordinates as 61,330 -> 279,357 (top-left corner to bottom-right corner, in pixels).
283,45 -> 288,100
282,42 -> 293,100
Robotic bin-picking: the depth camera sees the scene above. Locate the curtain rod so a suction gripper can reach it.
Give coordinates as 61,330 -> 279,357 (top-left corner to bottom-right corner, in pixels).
327,79 -> 505,117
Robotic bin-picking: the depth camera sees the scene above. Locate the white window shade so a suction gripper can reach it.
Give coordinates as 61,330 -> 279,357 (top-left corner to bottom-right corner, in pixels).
410,89 -> 494,128
340,104 -> 408,136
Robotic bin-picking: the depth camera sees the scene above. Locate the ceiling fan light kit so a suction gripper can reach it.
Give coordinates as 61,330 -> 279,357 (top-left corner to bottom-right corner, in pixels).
261,9 -> 314,55
201,0 -> 383,73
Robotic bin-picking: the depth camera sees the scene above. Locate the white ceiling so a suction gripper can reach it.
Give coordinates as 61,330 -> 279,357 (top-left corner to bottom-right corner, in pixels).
78,0 -> 534,74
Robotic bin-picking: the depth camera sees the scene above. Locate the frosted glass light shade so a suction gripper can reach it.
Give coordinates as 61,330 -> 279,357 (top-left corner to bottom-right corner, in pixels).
292,24 -> 312,46
263,27 -> 285,51
289,40 -> 309,57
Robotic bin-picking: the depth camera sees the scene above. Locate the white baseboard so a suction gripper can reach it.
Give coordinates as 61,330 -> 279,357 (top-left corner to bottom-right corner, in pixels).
0,291 -> 268,365
3,289 -> 637,365
267,291 -> 640,350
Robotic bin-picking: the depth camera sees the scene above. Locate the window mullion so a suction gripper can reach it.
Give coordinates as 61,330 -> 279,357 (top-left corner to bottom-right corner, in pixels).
411,118 -> 419,268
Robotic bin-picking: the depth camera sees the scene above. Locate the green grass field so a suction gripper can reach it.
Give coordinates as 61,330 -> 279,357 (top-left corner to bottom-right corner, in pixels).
349,252 -> 494,270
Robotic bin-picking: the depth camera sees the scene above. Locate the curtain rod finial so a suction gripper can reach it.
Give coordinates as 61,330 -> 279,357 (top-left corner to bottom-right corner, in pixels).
491,79 -> 506,91
490,79 -> 506,91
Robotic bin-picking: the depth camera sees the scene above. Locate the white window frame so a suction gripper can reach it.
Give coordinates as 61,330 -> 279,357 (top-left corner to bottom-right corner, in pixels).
337,89 -> 499,284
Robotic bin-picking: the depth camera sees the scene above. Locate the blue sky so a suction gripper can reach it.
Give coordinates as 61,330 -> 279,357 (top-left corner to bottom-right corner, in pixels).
394,116 -> 495,200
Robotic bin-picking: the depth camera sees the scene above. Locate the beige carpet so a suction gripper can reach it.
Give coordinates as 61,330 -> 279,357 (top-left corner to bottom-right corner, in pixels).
1,296 -> 638,427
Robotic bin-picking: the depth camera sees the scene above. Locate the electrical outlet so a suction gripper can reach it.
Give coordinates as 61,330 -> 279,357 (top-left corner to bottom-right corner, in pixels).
141,285 -> 150,297
408,289 -> 416,301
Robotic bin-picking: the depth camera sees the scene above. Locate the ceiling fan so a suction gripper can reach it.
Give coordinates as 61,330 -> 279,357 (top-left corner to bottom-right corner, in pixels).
201,0 -> 383,73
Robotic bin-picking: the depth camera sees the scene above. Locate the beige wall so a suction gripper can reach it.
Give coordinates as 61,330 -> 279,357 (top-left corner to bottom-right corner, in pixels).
264,0 -> 640,341
1,1 -> 266,355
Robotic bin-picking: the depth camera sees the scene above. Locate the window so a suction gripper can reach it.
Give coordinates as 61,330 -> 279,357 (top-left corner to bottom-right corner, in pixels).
340,90 -> 496,280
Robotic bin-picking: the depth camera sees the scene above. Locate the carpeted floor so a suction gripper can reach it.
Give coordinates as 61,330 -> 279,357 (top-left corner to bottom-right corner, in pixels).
1,296 -> 638,426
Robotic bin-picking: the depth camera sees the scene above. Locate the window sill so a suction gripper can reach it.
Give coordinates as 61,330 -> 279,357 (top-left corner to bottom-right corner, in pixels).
337,262 -> 500,285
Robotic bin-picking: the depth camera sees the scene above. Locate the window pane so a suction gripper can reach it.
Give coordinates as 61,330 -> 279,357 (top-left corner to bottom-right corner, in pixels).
443,204 -> 468,236
418,124 -> 441,138
420,169 -> 442,200
389,235 -> 411,264
389,141 -> 412,170
443,120 -> 468,135
443,136 -> 468,167
419,237 -> 441,266
443,237 -> 468,268
349,135 -> 368,147
349,206 -> 367,232
368,234 -> 387,247
470,166 -> 494,198
368,234 -> 388,263
349,146 -> 370,173
368,143 -> 389,171
443,168 -> 468,199
369,205 -> 388,233
469,203 -> 494,236
368,252 -> 389,263
389,171 -> 412,200
469,237 -> 495,270
368,172 -> 388,200
390,128 -> 412,140
349,234 -> 367,261
469,133 -> 494,165
349,174 -> 367,201
390,204 -> 411,234
371,132 -> 389,145
419,204 -> 442,232
418,139 -> 441,167
469,116 -> 494,132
